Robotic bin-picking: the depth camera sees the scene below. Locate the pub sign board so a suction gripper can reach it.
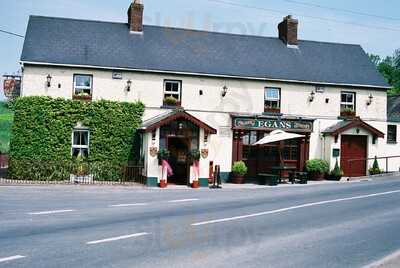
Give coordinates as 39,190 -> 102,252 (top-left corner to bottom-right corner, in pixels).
232,117 -> 313,132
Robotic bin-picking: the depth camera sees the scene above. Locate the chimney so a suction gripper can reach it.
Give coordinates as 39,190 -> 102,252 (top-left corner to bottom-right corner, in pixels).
278,15 -> 298,46
128,0 -> 144,33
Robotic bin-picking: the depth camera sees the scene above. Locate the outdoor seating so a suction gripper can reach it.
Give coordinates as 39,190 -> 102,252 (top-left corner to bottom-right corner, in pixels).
289,171 -> 308,184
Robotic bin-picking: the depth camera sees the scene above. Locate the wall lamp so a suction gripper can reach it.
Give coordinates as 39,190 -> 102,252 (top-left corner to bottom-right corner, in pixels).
367,93 -> 373,106
46,74 -> 52,88
126,79 -> 132,92
221,85 -> 228,97
309,90 -> 315,102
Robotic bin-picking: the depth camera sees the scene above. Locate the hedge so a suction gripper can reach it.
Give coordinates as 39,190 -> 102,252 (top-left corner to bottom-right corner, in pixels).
9,96 -> 145,180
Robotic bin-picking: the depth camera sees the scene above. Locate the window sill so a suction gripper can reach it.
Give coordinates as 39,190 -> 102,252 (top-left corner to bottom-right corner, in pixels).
387,141 -> 397,145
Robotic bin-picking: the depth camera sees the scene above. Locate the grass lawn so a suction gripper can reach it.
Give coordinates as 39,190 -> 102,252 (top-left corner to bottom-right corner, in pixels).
0,102 -> 13,153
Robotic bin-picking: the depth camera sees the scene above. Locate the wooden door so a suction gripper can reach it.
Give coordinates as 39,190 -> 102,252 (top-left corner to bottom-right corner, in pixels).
341,135 -> 367,177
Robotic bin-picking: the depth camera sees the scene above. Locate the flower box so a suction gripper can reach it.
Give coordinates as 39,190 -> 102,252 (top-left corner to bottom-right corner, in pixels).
340,110 -> 356,118
264,107 -> 281,114
73,94 -> 92,101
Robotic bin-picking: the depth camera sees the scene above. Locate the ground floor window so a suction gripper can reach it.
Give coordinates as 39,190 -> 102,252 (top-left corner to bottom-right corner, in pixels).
72,129 -> 90,158
388,125 -> 397,144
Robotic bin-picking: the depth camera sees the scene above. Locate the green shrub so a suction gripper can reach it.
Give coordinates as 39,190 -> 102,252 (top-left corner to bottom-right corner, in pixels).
369,156 -> 383,175
9,96 -> 144,180
306,159 -> 329,174
330,159 -> 343,179
232,161 -> 248,176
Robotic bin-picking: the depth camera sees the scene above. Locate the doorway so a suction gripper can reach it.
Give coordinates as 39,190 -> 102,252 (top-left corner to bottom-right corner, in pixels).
341,135 -> 367,177
167,137 -> 190,185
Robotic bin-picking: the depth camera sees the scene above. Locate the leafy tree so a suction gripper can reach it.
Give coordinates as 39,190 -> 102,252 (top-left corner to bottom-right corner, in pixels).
369,50 -> 400,96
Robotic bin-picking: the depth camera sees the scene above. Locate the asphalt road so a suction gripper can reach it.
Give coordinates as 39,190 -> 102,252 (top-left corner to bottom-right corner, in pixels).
1,176 -> 400,268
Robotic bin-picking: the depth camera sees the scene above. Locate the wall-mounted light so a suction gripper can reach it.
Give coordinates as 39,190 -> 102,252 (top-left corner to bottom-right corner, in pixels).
46,74 -> 52,88
367,93 -> 373,106
221,85 -> 228,97
309,90 -> 315,102
126,79 -> 132,92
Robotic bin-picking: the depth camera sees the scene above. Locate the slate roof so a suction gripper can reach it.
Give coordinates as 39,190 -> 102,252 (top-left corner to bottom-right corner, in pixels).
388,96 -> 400,122
21,16 -> 390,88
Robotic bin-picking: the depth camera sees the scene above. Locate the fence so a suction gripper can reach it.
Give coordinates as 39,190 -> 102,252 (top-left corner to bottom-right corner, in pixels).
1,159 -> 144,185
348,155 -> 400,174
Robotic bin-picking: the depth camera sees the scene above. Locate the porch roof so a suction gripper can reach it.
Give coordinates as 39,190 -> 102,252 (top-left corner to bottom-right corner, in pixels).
140,109 -> 217,134
322,117 -> 384,138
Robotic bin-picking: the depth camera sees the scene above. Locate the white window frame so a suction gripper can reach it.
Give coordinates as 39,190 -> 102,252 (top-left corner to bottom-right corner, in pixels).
264,87 -> 281,109
71,128 -> 90,158
340,92 -> 355,111
163,80 -> 181,101
73,74 -> 93,96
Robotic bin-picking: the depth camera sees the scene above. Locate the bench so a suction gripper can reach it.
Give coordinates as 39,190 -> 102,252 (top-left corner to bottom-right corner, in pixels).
258,173 -> 280,186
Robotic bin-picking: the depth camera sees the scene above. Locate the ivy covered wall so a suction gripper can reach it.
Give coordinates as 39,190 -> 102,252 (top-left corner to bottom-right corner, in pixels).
9,96 -> 145,180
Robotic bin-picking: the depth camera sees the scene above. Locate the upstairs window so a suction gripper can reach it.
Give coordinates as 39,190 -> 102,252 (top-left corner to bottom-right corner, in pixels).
340,92 -> 356,115
73,74 -> 93,100
264,87 -> 281,113
388,125 -> 397,144
72,129 -> 90,158
163,80 -> 181,107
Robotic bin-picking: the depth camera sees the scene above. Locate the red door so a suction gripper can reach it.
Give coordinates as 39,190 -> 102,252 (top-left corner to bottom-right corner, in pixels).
341,135 -> 367,177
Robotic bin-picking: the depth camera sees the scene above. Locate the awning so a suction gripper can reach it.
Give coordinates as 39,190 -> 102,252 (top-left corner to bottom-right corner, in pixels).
322,117 -> 384,138
140,109 -> 217,134
253,130 -> 305,145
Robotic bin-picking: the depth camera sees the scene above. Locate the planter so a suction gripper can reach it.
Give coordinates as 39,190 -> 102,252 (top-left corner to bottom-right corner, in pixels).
192,180 -> 199,188
309,172 -> 325,181
232,173 -> 245,184
159,179 -> 167,188
340,111 -> 356,118
72,95 -> 92,101
264,107 -> 281,114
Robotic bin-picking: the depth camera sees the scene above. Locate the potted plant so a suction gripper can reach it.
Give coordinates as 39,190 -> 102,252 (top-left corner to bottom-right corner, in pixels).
369,156 -> 383,175
231,161 -> 248,184
306,159 -> 329,180
163,96 -> 179,107
329,159 -> 343,181
340,108 -> 356,118
157,149 -> 170,166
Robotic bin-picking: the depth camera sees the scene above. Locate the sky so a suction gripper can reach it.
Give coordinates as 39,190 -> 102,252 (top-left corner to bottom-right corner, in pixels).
1,0 -> 400,100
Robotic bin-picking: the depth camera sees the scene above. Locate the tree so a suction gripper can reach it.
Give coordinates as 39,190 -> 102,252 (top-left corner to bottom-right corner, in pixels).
369,51 -> 400,96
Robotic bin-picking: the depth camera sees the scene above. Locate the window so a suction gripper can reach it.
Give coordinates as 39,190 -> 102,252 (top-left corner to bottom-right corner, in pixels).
340,92 -> 355,112
73,74 -> 92,98
163,80 -> 181,106
72,129 -> 90,158
388,125 -> 397,144
264,88 -> 280,112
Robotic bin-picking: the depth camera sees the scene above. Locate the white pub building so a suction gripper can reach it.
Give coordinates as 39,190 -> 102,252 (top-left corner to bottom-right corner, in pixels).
19,0 -> 399,187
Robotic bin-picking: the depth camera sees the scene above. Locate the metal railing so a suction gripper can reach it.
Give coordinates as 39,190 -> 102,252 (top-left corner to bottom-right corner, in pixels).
348,155 -> 400,174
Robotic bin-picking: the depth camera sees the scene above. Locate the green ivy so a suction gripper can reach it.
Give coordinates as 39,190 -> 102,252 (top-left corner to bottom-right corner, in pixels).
9,96 -> 144,180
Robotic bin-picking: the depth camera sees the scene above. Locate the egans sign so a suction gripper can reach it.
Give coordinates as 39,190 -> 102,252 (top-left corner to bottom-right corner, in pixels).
232,117 -> 313,132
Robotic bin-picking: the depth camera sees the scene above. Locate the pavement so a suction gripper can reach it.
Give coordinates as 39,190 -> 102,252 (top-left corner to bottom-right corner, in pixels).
0,175 -> 400,267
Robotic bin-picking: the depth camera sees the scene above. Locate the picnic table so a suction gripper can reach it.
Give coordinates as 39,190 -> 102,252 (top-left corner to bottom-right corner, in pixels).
271,166 -> 297,183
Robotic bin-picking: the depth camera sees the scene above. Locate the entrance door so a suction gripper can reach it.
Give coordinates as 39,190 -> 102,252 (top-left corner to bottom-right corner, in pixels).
167,137 -> 190,185
341,135 -> 367,177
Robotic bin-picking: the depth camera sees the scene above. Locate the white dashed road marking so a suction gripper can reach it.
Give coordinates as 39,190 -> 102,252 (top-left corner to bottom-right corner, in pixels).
0,255 -> 26,263
192,189 -> 400,226
168,199 -> 199,203
109,203 -> 148,207
86,232 -> 150,245
28,209 -> 76,215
